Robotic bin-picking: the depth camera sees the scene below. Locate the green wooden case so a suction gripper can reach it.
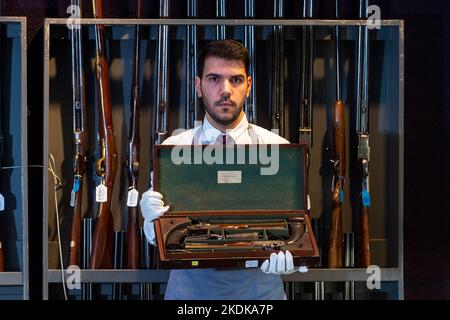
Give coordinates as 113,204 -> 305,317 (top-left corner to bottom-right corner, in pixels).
154,144 -> 320,269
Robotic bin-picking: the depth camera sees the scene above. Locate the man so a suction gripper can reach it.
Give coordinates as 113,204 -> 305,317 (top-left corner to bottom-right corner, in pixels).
140,40 -> 300,300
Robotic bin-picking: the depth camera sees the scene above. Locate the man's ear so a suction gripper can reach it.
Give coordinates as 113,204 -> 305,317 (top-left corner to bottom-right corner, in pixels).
195,76 -> 202,98
246,76 -> 252,98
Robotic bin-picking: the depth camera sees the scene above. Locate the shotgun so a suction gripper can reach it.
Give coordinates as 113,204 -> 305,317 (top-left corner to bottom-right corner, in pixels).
356,0 -> 371,267
244,0 -> 257,124
271,0 -> 285,136
328,0 -> 346,268
68,0 -> 88,268
186,0 -> 198,129
125,0 -> 142,270
155,0 -> 170,145
90,0 -> 118,269
299,0 -> 314,153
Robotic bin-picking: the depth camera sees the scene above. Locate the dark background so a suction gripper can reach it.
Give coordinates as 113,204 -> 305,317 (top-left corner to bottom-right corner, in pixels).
1,0 -> 449,299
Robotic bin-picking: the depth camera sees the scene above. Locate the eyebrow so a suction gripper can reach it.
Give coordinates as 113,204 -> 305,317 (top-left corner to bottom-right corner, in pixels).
204,73 -> 246,78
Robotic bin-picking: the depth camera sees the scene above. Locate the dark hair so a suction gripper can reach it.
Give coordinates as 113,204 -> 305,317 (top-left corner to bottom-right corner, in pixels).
198,40 -> 250,78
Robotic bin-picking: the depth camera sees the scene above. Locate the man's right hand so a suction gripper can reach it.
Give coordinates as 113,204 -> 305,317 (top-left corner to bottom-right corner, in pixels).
140,190 -> 170,245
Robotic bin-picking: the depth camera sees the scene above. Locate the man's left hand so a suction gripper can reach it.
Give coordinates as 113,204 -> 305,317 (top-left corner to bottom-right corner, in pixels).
260,250 -> 297,275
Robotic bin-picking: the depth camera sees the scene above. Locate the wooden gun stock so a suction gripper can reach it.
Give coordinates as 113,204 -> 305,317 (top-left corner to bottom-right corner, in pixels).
90,0 -> 118,269
69,154 -> 86,267
126,205 -> 140,269
328,100 -> 346,268
359,204 -> 370,267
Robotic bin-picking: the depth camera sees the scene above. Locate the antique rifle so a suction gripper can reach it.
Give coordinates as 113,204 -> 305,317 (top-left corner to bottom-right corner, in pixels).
299,0 -> 314,156
68,0 -> 88,268
186,0 -> 198,129
216,0 -> 226,40
244,0 -> 257,124
356,0 -> 371,267
299,0 -> 314,217
271,0 -> 285,136
125,0 -> 142,270
155,0 -> 170,145
90,0 -> 118,269
328,0 -> 346,268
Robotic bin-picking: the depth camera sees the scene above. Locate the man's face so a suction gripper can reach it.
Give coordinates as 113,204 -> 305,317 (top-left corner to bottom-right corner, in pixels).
195,56 -> 252,128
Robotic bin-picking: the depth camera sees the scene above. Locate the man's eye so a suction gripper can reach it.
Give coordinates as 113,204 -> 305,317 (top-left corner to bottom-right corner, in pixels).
208,76 -> 218,82
232,78 -> 243,85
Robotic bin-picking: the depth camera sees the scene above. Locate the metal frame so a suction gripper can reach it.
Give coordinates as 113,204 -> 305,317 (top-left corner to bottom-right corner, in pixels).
0,16 -> 28,300
43,18 -> 404,300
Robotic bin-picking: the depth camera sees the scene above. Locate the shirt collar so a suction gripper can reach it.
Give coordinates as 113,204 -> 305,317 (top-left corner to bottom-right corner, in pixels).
202,113 -> 249,144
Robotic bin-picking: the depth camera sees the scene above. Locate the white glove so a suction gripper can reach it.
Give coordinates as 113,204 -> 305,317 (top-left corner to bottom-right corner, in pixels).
140,190 -> 170,245
260,250 -> 297,275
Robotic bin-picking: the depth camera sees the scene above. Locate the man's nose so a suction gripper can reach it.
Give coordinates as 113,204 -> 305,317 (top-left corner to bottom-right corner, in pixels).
219,79 -> 232,96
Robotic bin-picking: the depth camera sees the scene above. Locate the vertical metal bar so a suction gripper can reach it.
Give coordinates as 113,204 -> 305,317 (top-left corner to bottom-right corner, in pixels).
82,218 -> 94,300
344,233 -> 355,300
140,227 -> 153,300
312,217 -> 325,300
216,0 -> 226,40
112,231 -> 125,300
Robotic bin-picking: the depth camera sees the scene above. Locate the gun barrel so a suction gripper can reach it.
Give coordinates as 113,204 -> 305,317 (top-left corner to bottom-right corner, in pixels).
271,0 -> 285,135
299,0 -> 314,149
244,0 -> 256,123
186,0 -> 198,129
155,0 -> 170,144
216,0 -> 227,40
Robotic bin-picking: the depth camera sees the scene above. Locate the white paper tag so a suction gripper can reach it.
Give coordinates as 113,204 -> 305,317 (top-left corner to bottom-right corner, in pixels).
217,171 -> 242,184
127,188 -> 139,207
0,194 -> 4,211
95,184 -> 108,203
70,190 -> 76,207
245,260 -> 258,268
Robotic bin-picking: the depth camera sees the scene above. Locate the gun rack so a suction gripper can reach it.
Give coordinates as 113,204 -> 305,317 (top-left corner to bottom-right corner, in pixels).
43,18 -> 403,300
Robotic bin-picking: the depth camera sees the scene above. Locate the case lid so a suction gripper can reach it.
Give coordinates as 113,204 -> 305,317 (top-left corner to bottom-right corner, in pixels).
154,144 -> 306,213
